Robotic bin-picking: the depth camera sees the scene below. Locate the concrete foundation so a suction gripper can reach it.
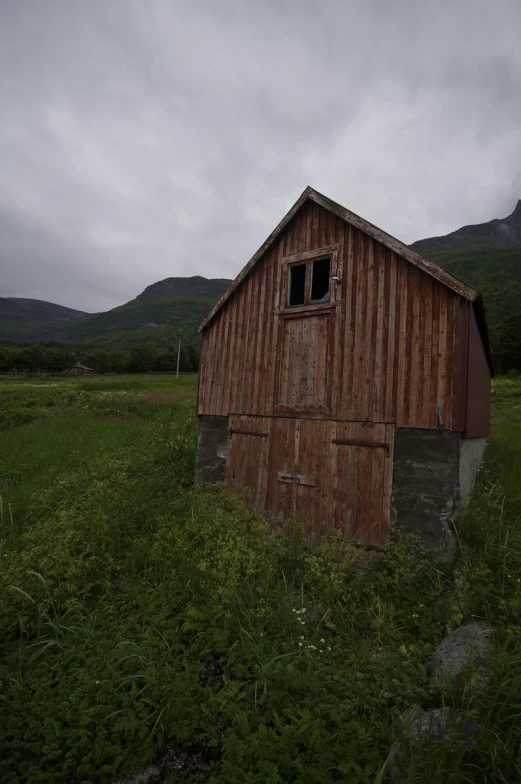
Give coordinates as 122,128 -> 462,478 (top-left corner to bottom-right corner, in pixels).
459,436 -> 487,507
392,430 -> 460,554
195,415 -> 229,485
392,429 -> 487,555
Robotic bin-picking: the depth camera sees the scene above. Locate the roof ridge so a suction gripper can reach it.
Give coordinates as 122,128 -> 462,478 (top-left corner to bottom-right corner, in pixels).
198,186 -> 480,334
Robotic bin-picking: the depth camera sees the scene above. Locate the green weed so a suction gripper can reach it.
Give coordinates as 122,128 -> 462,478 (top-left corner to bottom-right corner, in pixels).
0,375 -> 520,782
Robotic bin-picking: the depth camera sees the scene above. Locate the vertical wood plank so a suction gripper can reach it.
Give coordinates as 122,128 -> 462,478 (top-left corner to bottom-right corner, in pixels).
319,204 -> 327,247
419,275 -> 433,428
305,200 -> 313,249
256,251 -> 272,416
331,217 -> 345,417
229,287 -> 245,413
284,214 -> 294,257
369,435 -> 385,547
258,416 -> 271,508
384,252 -> 397,422
373,244 -> 385,421
444,294 -> 455,429
205,312 -> 217,414
429,283 -> 441,429
407,266 -> 422,427
352,229 -> 365,420
311,202 -> 320,248
268,238 -> 285,413
379,249 -> 391,422
437,287 -> 448,428
381,423 -> 395,546
320,420 -> 333,537
197,333 -> 208,414
244,268 -> 259,412
401,265 -> 415,427
215,298 -> 231,415
355,425 -> 374,543
395,257 -> 409,427
237,275 -> 254,413
341,224 -> 355,419
363,237 -> 376,421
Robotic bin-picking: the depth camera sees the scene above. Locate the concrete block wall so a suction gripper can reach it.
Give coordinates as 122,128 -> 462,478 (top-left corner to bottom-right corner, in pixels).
392,429 -> 487,555
459,436 -> 487,506
195,415 -> 229,485
391,430 -> 460,554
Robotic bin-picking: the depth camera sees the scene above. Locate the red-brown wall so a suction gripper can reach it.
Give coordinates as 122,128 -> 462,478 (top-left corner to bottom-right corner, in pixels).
198,199 -> 488,433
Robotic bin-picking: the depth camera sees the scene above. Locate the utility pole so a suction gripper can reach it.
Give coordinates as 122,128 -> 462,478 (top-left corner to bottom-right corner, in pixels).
176,338 -> 181,379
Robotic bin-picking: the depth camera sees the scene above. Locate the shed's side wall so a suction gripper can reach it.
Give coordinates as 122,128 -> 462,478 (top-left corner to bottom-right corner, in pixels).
465,308 -> 492,437
198,201 -> 461,429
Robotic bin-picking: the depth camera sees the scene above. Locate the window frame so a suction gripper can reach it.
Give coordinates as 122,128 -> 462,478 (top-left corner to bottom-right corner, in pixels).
278,245 -> 340,314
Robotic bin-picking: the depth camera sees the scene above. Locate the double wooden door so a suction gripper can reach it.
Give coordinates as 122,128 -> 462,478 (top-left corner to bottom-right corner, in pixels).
226,415 -> 394,548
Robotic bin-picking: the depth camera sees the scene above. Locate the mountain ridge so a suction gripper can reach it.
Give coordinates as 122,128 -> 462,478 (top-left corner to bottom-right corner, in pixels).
414,199 -> 521,248
0,277 -> 232,346
3,198 -> 521,345
410,199 -> 521,325
0,297 -> 90,322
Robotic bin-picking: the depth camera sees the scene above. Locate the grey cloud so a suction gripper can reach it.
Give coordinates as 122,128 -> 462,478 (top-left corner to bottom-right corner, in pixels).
1,0 -> 521,311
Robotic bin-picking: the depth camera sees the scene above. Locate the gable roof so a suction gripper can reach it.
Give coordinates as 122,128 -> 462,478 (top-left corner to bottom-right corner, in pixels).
198,186 -> 493,373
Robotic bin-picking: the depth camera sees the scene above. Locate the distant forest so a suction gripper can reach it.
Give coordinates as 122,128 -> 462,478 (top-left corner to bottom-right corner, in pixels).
1,329 -> 519,377
0,340 -> 200,375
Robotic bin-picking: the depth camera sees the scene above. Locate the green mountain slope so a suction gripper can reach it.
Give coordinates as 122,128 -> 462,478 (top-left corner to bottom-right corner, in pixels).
0,297 -> 90,341
0,277 -> 231,347
411,200 -> 521,325
0,298 -> 88,321
490,311 -> 521,373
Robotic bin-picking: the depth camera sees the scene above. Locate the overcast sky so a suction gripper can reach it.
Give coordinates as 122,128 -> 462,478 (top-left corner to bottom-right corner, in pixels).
1,0 -> 521,312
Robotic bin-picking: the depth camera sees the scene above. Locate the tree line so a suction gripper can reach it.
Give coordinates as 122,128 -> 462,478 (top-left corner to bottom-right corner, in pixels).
0,341 -> 200,375
490,313 -> 521,375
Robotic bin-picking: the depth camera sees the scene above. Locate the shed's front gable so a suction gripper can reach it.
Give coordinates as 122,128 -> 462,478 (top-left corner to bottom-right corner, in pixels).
198,195 -> 479,431
196,188 -> 492,552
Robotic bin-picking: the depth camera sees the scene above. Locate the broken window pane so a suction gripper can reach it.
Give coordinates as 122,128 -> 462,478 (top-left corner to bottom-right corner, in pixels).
289,263 -> 306,306
311,257 -> 330,302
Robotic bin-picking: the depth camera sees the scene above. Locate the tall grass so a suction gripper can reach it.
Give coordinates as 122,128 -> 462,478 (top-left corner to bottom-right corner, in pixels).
403,376 -> 521,782
0,374 -> 520,783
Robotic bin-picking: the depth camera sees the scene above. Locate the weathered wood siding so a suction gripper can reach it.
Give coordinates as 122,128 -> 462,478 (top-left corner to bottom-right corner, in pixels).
226,414 -> 394,546
198,200 -> 461,430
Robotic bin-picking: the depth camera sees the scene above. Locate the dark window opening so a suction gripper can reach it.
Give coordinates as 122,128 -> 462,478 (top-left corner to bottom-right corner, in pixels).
289,263 -> 306,306
311,257 -> 330,302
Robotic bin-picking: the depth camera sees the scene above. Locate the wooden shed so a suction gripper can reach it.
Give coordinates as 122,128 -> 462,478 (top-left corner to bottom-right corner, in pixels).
64,363 -> 97,375
196,187 -> 493,553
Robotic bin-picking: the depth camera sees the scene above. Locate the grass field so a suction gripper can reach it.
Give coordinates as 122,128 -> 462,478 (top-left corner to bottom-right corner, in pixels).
0,374 -> 520,783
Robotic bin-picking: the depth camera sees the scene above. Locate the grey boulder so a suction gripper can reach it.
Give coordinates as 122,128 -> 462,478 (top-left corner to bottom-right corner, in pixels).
432,621 -> 492,684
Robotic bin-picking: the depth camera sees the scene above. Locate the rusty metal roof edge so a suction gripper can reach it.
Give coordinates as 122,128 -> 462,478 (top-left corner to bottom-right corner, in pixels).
198,185 -> 482,333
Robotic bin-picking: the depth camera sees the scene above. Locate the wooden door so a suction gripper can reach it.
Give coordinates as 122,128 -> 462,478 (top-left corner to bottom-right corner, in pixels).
267,419 -> 394,547
274,309 -> 335,416
226,415 -> 271,508
226,416 -> 394,549
329,421 -> 394,548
